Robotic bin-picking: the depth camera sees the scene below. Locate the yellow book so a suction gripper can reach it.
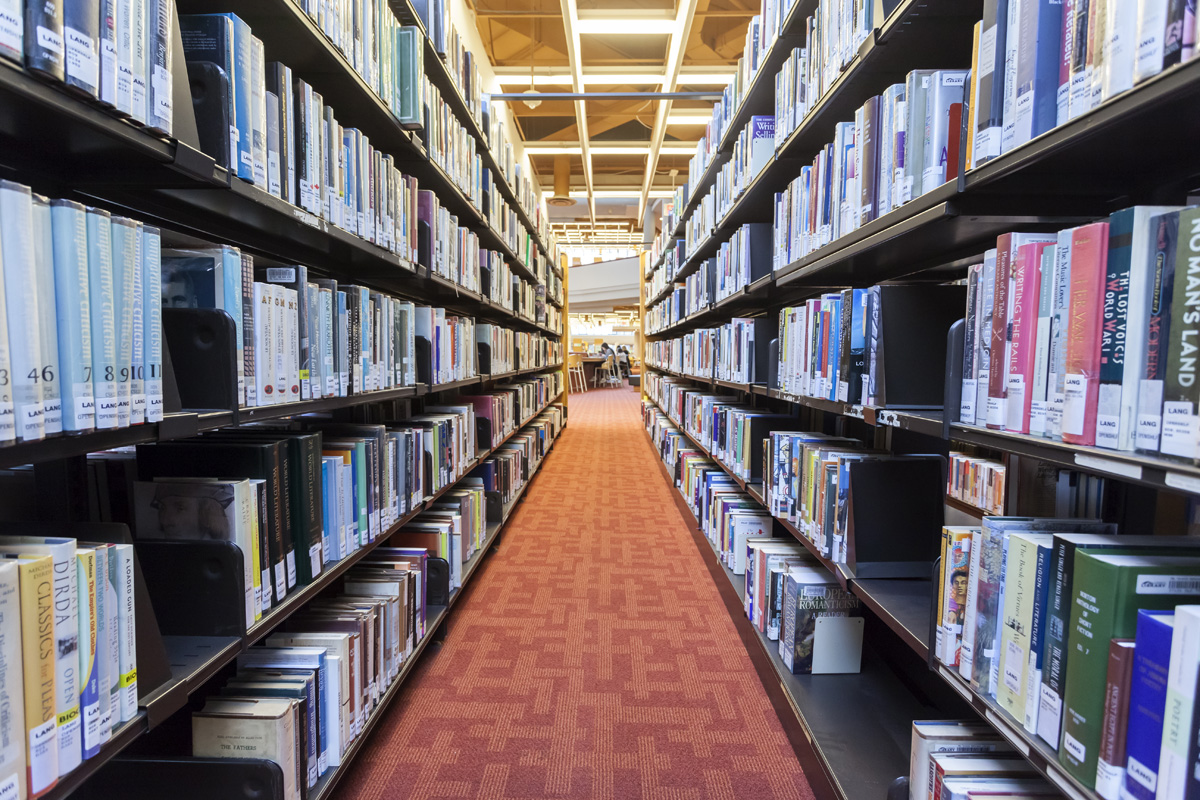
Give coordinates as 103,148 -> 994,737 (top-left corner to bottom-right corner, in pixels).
966,20 -> 982,170
10,554 -> 55,797
996,532 -> 1055,726
0,560 -> 26,800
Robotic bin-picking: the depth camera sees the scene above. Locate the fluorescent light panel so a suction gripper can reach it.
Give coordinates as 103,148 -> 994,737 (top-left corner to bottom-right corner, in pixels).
525,144 -> 695,155
495,72 -> 735,87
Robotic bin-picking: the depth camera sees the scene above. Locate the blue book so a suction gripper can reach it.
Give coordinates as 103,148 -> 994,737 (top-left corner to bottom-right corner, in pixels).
235,647 -> 327,755
32,195 -> 63,436
826,294 -> 841,401
51,199 -> 95,433
142,226 -> 162,422
847,288 -> 867,404
1011,0 -> 1064,148
129,220 -> 144,425
86,208 -> 118,430
1,182 -> 45,442
77,550 -> 101,760
1124,609 -> 1174,800
336,290 -> 348,395
179,15 -> 237,170
221,13 -> 254,182
109,216 -> 140,428
1024,537 -> 1055,733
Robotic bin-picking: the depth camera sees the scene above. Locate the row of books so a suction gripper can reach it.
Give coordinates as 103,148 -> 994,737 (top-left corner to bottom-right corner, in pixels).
186,402 -> 564,800
0,183 -> 164,443
0,536 -> 138,800
177,14 -> 540,277
680,119 -> 772,258
960,211 -> 1200,464
192,558 -> 432,800
474,406 -> 564,506
645,402 -> 867,675
909,720 -> 1056,799
935,520 -> 1200,797
772,68 -> 968,270
2,0 -> 175,134
970,0 -> 1200,171
947,452 -> 1007,515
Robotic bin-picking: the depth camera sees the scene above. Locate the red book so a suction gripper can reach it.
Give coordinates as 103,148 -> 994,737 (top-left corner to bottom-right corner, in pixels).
1062,221 -> 1111,445
1005,241 -> 1054,433
945,103 -> 963,181
987,236 -> 1014,429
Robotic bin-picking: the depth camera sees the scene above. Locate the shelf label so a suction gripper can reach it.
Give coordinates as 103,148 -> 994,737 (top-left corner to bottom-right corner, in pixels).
1165,472 -> 1200,494
877,410 -> 899,427
846,405 -> 865,420
1073,453 -> 1144,481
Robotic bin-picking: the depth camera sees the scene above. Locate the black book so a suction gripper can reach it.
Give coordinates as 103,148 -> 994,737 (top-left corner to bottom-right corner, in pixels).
26,0 -> 64,79
63,0 -> 100,97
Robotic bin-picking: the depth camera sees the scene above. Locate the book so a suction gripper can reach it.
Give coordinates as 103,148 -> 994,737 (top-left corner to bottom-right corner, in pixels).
142,226 -> 163,422
1160,208 -> 1200,462
976,250 -> 999,422
778,567 -> 862,674
1157,604 -> 1200,799
996,532 -> 1053,727
145,0 -> 172,135
1124,610 -> 1174,800
1,182 -> 45,442
1005,241 -> 1053,433
1094,638 -> 1136,799
939,527 -> 976,667
0,560 -> 25,800
109,217 -> 139,429
250,36 -> 267,188
1010,0 -> 1065,149
76,549 -> 100,763
1029,245 -> 1056,435
1060,552 -> 1200,787
31,196 -> 62,438
85,209 -> 117,431
193,697 -> 300,800
10,554 -> 56,797
0,537 -> 80,778
24,0 -> 64,80
48,201 -> 95,431
909,721 -> 1009,800
1061,221 -> 1110,446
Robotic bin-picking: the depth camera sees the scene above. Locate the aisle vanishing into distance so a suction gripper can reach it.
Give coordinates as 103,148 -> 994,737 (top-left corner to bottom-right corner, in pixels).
333,388 -> 814,800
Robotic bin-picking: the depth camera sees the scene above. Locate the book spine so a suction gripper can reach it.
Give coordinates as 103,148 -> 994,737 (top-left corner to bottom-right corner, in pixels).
1098,212 -> 1134,450
254,282 -> 273,405
1135,0 -> 1169,82
273,285 -> 287,401
987,236 -> 1013,428
1124,613 -> 1172,800
50,200 -> 95,433
1005,242 -> 1042,433
1,182 -> 46,441
286,287 -> 300,402
85,209 -> 117,430
240,253 -> 255,407
146,0 -> 171,134
1138,211 -> 1180,452
128,0 -> 145,122
962,264 -> 982,424
1160,207 -> 1200,463
1000,0 -> 1021,152
76,551 -> 99,761
1067,0 -> 1093,119
1062,222 -> 1110,445
975,249 -> 998,421
1024,542 -> 1054,733
19,556 -> 57,797
1160,608 -> 1200,799
113,0 -> 133,115
31,197 -> 63,437
1095,639 -> 1136,800
0,563 -> 23,799
1030,245 -> 1056,435
142,226 -> 162,422
128,218 -> 144,426
25,0 -> 64,80
227,14 -> 253,181
111,545 -> 135,722
251,36 -> 267,188
110,217 -> 137,428
89,546 -> 110,745
63,0 -> 100,97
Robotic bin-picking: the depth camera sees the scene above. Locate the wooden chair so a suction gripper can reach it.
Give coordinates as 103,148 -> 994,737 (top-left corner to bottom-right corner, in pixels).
568,353 -> 588,394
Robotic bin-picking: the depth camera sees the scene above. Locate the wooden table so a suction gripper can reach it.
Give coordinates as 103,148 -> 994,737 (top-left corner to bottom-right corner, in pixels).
578,356 -> 613,387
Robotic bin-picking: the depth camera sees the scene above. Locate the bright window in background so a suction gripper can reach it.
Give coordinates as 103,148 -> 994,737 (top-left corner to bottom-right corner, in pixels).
565,246 -> 641,265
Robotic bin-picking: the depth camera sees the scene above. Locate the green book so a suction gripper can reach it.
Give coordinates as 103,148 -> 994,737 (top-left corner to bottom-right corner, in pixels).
1060,552 -> 1200,787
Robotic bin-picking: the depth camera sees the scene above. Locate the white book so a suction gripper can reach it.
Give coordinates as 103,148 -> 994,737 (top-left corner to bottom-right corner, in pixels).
128,0 -> 147,122
909,721 -> 1007,800
98,0 -> 118,107
250,36 -> 267,188
1,181 -> 45,442
1103,0 -> 1137,99
999,0 -> 1022,153
254,282 -> 275,406
0,537 -> 81,775
128,222 -> 145,426
114,0 -> 134,115
86,209 -> 118,430
1134,0 -> 1168,83
110,217 -> 139,428
109,544 -> 136,723
31,196 -> 62,436
0,560 -> 26,800
1047,229 -> 1073,438
1124,207 -> 1185,452
50,200 -> 95,434
1157,605 -> 1200,800
273,283 -> 287,403
0,204 -> 12,443
285,287 -> 300,402
142,226 -> 163,422
193,698 -> 300,800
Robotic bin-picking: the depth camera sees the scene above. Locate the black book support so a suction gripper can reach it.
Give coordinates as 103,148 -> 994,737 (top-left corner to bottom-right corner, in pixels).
77,757 -> 286,800
136,540 -> 248,637
427,556 -> 450,606
873,286 -> 967,408
477,340 -> 492,374
943,318 -> 965,440
162,308 -> 240,412
843,456 -> 944,579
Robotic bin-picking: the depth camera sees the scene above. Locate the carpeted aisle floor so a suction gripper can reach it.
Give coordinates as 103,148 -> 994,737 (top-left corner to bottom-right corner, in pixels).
333,387 -> 815,800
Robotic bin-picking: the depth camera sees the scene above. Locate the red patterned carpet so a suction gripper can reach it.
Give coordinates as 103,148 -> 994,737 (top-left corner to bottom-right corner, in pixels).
333,387 -> 815,800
